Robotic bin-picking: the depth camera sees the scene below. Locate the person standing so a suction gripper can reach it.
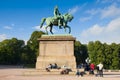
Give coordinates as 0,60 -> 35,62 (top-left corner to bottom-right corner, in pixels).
90,63 -> 95,75
97,62 -> 103,77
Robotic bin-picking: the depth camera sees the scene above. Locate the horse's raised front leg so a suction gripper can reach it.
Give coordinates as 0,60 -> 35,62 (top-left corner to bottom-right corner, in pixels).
50,26 -> 53,34
65,25 -> 71,34
68,26 -> 71,34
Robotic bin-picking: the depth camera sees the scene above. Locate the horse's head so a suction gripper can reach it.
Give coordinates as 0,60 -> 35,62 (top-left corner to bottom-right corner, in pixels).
64,13 -> 74,22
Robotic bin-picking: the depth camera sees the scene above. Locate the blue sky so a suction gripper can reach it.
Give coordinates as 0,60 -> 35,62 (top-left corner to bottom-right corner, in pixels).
0,0 -> 120,44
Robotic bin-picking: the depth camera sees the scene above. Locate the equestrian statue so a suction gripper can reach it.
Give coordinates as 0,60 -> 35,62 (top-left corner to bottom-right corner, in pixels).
40,6 -> 74,34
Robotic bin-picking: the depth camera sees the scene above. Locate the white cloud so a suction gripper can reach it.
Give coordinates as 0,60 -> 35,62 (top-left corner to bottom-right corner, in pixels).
80,17 -> 120,44
85,9 -> 100,15
3,24 -> 15,30
68,6 -> 79,14
68,4 -> 87,14
106,17 -> 120,32
80,16 -> 92,22
101,4 -> 120,19
85,3 -> 120,19
0,34 -> 7,42
33,25 -> 41,30
81,24 -> 104,37
4,26 -> 12,30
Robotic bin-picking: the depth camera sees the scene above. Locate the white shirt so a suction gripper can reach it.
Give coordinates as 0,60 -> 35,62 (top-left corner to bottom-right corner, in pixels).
97,63 -> 103,70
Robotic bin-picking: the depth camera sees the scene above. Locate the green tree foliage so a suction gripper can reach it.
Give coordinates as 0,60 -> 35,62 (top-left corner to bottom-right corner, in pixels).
88,41 -> 95,63
25,31 -> 45,64
88,41 -> 120,69
0,38 -> 24,64
0,31 -> 45,66
103,43 -> 113,69
74,41 -> 88,65
110,43 -> 120,69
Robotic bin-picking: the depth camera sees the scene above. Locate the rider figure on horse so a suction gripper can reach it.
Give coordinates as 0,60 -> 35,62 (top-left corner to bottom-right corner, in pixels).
40,6 -> 73,34
54,6 -> 63,29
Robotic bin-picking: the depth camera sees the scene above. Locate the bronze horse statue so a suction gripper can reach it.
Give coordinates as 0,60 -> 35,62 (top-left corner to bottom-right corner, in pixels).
40,13 -> 73,34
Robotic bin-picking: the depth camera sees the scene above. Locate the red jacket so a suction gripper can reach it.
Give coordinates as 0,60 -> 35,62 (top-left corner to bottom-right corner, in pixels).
90,63 -> 95,70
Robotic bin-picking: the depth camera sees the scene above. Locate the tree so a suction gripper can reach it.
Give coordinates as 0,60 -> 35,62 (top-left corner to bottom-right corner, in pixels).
110,43 -> 120,69
94,41 -> 105,64
25,31 -> 45,64
88,41 -> 120,69
74,41 -> 88,65
103,43 -> 113,69
0,38 -> 25,64
88,41 -> 95,64
88,41 -> 105,65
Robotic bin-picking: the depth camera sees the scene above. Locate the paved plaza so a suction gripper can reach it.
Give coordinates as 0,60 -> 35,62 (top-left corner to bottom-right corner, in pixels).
0,66 -> 120,80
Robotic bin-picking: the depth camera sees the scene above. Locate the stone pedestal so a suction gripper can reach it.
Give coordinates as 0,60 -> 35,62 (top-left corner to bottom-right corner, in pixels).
36,34 -> 76,69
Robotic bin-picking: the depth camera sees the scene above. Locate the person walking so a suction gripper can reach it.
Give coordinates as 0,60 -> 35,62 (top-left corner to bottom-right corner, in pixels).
96,62 -> 103,77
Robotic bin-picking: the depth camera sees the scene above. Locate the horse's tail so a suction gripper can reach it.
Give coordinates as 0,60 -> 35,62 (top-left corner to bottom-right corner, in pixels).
40,18 -> 46,28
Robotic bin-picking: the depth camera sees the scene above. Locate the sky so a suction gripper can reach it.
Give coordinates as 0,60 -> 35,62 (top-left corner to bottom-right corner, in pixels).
0,0 -> 120,44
